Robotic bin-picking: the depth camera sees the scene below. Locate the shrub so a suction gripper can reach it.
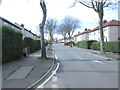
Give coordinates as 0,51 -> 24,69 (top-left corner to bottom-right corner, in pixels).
77,40 -> 97,49
2,25 -> 23,63
23,37 -> 41,53
91,41 -> 120,53
23,37 -> 34,53
91,42 -> 100,50
33,40 -> 41,51
105,42 -> 120,53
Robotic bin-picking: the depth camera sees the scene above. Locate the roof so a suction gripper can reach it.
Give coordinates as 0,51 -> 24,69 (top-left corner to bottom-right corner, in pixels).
92,19 -> 120,31
74,19 -> 120,37
0,16 -> 40,38
74,29 -> 91,37
0,16 -> 22,30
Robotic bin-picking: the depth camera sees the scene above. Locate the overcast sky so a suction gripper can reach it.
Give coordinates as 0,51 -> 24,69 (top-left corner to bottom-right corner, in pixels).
0,0 -> 118,39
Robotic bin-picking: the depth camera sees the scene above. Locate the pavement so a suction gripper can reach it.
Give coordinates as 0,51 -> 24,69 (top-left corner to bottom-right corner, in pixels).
2,47 -> 55,89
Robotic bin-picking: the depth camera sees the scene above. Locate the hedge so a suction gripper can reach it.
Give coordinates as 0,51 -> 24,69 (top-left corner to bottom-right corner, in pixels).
91,42 -> 120,53
23,37 -> 41,53
33,40 -> 41,51
2,25 -> 23,63
77,40 -> 97,49
91,42 -> 100,50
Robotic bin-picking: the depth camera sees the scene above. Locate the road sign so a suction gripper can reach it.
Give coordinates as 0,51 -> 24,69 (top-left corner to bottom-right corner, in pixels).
48,36 -> 51,41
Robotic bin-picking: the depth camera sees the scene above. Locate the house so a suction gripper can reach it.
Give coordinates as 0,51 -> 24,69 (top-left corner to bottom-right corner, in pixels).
15,23 -> 40,40
0,16 -> 40,40
1,16 -> 22,31
89,19 -> 120,42
74,19 -> 120,43
74,29 -> 91,43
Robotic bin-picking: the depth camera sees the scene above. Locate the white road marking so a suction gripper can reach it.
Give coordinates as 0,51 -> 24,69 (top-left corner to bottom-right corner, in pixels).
73,54 -> 84,60
37,63 -> 60,88
52,76 -> 58,82
52,70 -> 56,75
52,84 -> 58,88
87,53 -> 106,59
55,55 -> 58,60
87,52 -> 117,61
93,60 -> 104,64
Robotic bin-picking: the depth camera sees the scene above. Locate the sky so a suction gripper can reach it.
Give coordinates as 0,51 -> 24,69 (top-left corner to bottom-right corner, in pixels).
0,0 -> 118,39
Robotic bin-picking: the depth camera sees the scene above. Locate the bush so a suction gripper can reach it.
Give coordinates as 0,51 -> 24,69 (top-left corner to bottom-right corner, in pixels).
23,37 -> 41,53
91,41 -> 120,53
23,37 -> 34,53
77,40 -> 97,49
2,25 -> 23,63
105,42 -> 120,53
33,40 -> 41,51
91,42 -> 100,50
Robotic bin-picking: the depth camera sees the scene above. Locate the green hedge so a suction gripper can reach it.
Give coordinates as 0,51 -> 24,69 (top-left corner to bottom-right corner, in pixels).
91,42 -> 100,50
77,40 -> 97,49
23,37 -> 41,53
33,40 -> 41,51
2,25 -> 23,63
23,37 -> 34,52
91,42 -> 120,53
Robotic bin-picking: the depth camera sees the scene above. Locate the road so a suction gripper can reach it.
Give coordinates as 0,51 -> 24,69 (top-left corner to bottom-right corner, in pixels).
38,44 -> 119,88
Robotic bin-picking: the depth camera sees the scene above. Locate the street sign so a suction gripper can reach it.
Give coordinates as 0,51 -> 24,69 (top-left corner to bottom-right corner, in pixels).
48,36 -> 51,41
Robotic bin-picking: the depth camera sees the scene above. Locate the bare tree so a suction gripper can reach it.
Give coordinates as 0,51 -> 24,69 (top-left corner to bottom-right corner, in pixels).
45,18 -> 57,41
58,24 -> 68,45
40,0 -> 47,59
45,18 -> 57,50
72,0 -> 119,53
62,16 -> 80,47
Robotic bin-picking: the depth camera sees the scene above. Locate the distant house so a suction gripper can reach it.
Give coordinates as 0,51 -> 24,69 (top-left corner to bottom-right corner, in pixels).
74,29 -> 91,43
1,16 -> 40,40
1,16 -> 22,31
15,23 -> 40,40
73,19 -> 120,43
59,38 -> 65,43
89,20 -> 120,42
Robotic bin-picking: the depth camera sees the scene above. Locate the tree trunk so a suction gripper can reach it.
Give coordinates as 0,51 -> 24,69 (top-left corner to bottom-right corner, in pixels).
40,22 -> 47,58
40,1 -> 47,59
64,37 -> 66,46
70,37 -> 72,47
98,13 -> 105,53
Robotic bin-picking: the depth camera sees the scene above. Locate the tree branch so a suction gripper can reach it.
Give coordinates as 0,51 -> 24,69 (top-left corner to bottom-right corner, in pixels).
76,0 -> 93,8
71,0 -> 93,8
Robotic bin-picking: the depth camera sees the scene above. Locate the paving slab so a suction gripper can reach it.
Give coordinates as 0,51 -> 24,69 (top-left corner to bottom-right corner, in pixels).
7,66 -> 34,79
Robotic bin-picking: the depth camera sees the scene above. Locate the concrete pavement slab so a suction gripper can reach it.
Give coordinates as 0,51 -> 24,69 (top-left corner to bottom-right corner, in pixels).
7,66 -> 34,79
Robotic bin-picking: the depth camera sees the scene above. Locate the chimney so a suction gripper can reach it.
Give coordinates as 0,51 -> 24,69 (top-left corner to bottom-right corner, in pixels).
21,24 -> 24,27
85,28 -> 87,31
103,20 -> 107,24
78,31 -> 81,34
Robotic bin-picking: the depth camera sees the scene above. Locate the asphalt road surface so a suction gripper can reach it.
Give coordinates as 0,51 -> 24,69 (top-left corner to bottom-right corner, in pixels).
40,44 -> 119,88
